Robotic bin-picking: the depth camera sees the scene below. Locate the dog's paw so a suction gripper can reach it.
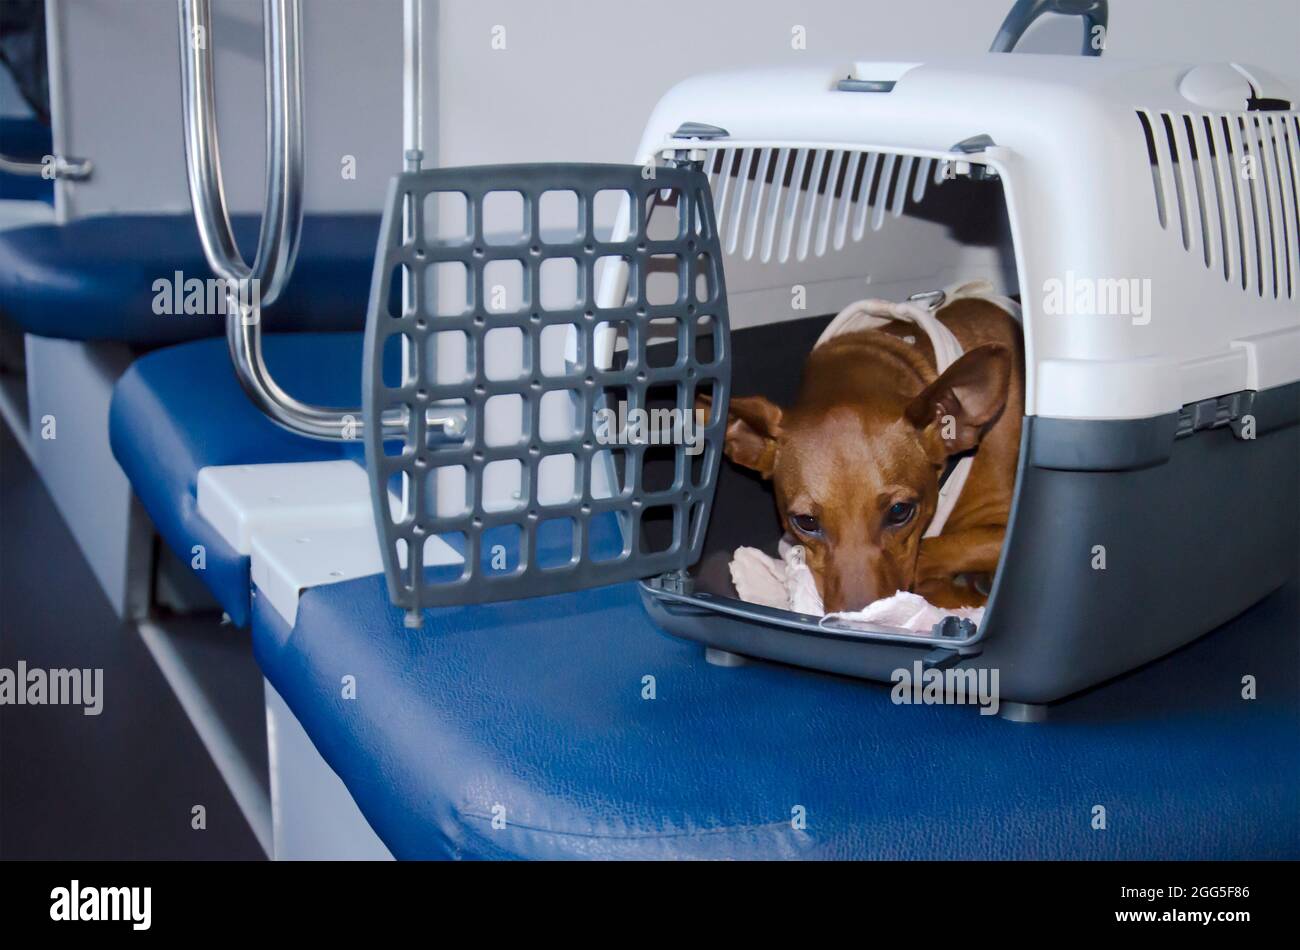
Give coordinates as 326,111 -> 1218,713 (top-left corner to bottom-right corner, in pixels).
913,575 -> 988,609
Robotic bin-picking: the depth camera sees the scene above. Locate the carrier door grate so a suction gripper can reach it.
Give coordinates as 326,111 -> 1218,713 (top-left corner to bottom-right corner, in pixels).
363,164 -> 731,615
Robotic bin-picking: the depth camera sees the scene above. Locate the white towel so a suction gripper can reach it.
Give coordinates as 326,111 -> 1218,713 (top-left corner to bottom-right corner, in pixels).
729,538 -> 984,633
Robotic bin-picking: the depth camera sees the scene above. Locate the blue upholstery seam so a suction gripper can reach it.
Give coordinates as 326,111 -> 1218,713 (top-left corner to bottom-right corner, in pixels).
458,811 -> 805,841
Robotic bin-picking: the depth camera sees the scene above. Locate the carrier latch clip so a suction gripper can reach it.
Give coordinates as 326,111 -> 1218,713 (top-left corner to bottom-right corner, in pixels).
1175,390 -> 1256,440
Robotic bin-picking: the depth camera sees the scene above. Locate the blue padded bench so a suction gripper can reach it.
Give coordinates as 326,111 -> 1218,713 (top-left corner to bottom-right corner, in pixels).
255,571 -> 1300,860
109,332 -> 368,626
0,213 -> 378,344
0,117 -> 54,204
107,331 -> 1300,860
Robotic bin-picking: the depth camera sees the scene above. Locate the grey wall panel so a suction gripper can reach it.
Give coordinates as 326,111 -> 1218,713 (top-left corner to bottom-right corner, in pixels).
25,335 -> 151,619
54,0 -> 402,218
265,682 -> 394,860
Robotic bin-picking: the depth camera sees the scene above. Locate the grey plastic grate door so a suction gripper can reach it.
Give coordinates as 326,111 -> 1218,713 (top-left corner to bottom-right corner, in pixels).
363,163 -> 731,614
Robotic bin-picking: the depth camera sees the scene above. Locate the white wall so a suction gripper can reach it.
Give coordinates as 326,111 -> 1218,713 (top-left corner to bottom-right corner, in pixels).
48,0 -> 1298,217
434,0 -> 1300,166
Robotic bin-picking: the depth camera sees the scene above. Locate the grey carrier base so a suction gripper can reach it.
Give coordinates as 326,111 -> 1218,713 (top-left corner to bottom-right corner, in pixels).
642,378 -> 1300,709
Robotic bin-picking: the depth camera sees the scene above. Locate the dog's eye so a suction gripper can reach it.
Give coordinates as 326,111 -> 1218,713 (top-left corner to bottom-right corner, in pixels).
790,514 -> 821,536
885,501 -> 917,527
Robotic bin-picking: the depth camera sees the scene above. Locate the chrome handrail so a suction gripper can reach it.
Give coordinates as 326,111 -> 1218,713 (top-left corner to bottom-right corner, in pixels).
0,153 -> 93,179
176,0 -> 463,442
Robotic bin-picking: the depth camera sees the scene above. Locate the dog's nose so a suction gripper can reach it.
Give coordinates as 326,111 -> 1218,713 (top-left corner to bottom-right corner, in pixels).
823,576 -> 885,614
823,552 -> 901,613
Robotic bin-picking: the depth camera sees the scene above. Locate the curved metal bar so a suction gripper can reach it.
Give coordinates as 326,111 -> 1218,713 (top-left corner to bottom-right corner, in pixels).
178,0 -> 301,309
177,0 -> 463,443
989,0 -> 1108,57
177,0 -> 364,440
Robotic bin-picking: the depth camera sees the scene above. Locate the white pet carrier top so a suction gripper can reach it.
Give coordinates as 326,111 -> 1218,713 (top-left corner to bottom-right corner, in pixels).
639,54 -> 1300,421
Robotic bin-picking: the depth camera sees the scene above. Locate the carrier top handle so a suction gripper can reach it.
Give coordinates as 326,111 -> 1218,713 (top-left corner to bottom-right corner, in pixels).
990,0 -> 1108,57
177,0 -> 459,444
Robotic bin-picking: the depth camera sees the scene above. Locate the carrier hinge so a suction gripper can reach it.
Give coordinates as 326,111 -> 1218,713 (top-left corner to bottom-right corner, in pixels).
944,134 -> 1001,181
661,123 -> 729,167
918,617 -> 984,669
931,615 -> 978,641
653,569 -> 695,596
659,150 -> 709,170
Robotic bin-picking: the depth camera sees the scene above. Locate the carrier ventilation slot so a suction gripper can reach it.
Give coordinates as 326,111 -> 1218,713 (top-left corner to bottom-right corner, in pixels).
1138,109 -> 1300,299
702,147 -> 945,263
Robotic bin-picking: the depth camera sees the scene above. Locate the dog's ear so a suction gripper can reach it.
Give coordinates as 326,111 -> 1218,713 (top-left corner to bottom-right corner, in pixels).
905,344 -> 1011,456
712,394 -> 783,477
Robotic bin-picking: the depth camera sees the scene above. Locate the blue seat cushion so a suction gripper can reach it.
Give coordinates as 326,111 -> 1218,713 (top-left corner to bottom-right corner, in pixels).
110,332 -> 368,625
0,213 -> 379,343
253,571 -> 1300,860
0,118 -> 54,204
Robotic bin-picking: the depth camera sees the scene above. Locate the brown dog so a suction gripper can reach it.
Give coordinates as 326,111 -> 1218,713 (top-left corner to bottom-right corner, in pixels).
719,298 -> 1024,612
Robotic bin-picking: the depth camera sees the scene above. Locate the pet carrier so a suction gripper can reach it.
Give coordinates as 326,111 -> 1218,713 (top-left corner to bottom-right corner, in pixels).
632,50 -> 1300,710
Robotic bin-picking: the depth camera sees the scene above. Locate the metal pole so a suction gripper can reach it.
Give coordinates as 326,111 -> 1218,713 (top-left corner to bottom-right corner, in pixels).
403,0 -> 425,173
400,0 -> 427,628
